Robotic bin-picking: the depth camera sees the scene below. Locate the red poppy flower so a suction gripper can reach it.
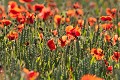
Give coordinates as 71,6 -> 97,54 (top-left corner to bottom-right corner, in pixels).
76,9 -> 84,16
8,1 -> 25,18
102,23 -> 113,30
65,25 -> 73,33
54,15 -> 61,26
107,66 -> 113,71
8,1 -> 18,10
26,3 -> 33,11
0,5 -> 6,19
91,48 -> 104,60
17,13 -> 26,24
106,8 -> 117,18
17,24 -> 24,33
9,7 -> 21,14
66,25 -> 81,39
77,19 -> 84,27
65,17 -> 70,23
112,51 -> 120,62
7,31 -> 18,41
0,19 -> 11,26
9,7 -> 23,18
52,8 -> 59,15
33,4 -> 44,12
112,34 -> 118,45
19,5 -> 27,12
23,68 -> 39,80
100,16 -> 112,21
104,34 -> 111,42
73,2 -> 81,9
81,74 -> 103,80
107,66 -> 113,74
38,7 -> 51,20
51,30 -> 58,36
88,17 -> 97,26
66,10 -> 75,17
61,17 -> 70,23
58,36 -> 67,47
47,39 -> 56,51
39,33 -> 43,40
26,12 -> 35,24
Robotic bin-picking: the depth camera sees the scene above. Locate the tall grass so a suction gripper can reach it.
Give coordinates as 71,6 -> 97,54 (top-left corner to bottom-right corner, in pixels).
0,0 -> 120,80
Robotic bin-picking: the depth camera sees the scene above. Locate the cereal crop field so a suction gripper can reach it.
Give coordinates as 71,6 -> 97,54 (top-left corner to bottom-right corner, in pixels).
0,0 -> 120,80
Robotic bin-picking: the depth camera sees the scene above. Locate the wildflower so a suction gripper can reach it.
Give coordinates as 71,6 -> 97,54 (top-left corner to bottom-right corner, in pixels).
8,1 -> 18,10
54,15 -> 61,26
39,33 -> 43,40
33,4 -> 44,12
0,19 -> 11,26
26,12 -> 35,24
58,35 -> 67,47
100,16 -> 112,21
9,7 -> 22,14
0,6 -> 6,19
106,8 -> 117,18
107,66 -> 113,74
8,1 -> 25,18
18,5 -> 27,12
66,10 -> 75,17
17,13 -> 26,24
73,2 -> 81,9
77,19 -> 84,27
101,16 -> 112,21
17,24 -> 24,33
65,25 -> 81,39
88,17 -> 97,26
112,51 -> 120,62
112,34 -> 118,45
65,17 -> 70,23
81,74 -> 103,80
51,30 -> 58,36
23,68 -> 39,80
38,7 -> 51,20
91,48 -> 104,60
76,9 -> 84,16
47,39 -> 56,51
102,23 -> 113,30
7,31 -> 18,41
9,7 -> 23,18
26,3 -> 33,11
104,34 -> 111,42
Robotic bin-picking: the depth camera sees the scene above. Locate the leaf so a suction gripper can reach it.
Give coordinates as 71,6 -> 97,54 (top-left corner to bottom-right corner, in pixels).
117,27 -> 120,37
36,57 -> 40,63
90,56 -> 96,66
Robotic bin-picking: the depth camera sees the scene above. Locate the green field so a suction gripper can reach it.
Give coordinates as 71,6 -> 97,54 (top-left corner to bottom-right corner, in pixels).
0,0 -> 120,80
